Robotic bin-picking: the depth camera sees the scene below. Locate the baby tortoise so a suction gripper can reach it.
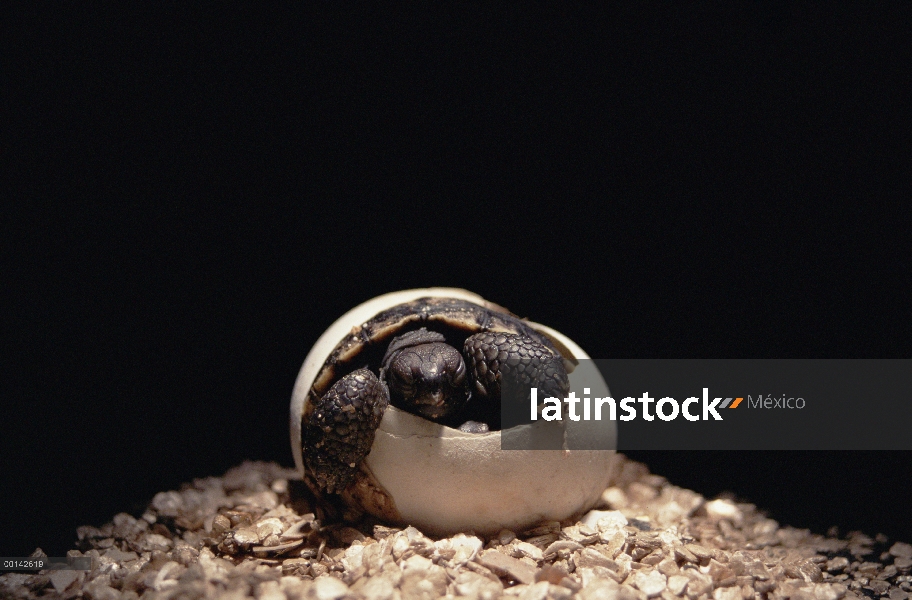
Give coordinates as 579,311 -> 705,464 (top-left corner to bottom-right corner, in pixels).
300,296 -> 572,494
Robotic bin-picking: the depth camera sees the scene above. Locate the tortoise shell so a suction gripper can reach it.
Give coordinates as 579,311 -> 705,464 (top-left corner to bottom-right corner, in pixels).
302,295 -> 574,424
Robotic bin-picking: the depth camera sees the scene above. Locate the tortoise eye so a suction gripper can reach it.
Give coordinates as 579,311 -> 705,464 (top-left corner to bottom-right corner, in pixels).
388,361 -> 416,396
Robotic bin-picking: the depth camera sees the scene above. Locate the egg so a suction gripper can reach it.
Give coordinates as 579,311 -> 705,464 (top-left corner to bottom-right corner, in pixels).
290,288 -> 617,536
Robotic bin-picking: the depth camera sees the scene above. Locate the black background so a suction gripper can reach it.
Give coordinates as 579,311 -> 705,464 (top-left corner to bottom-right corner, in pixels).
4,5 -> 910,558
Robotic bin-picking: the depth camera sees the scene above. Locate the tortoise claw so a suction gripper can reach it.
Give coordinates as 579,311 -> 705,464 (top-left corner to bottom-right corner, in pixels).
302,368 -> 389,493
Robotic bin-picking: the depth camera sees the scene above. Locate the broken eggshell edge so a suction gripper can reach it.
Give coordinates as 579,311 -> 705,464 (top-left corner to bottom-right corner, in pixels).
289,287 -> 617,536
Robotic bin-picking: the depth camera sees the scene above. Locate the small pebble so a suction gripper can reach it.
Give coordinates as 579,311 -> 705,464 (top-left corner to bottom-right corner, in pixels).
668,574 -> 689,595
313,576 -> 349,600
634,569 -> 667,597
499,529 -> 517,545
601,487 -> 628,509
704,499 -> 744,524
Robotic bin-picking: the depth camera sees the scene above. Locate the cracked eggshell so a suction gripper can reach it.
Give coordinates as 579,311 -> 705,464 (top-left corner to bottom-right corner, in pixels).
290,288 -> 617,536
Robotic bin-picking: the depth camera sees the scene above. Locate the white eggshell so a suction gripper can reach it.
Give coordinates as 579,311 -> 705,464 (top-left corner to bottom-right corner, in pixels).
290,288 -> 617,536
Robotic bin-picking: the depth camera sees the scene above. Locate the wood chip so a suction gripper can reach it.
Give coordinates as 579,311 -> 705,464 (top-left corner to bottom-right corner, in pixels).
476,550 -> 538,584
3,456 -> 908,600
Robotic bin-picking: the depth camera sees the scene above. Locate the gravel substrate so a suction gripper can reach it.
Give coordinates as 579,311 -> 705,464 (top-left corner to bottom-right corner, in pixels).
3,455 -> 911,600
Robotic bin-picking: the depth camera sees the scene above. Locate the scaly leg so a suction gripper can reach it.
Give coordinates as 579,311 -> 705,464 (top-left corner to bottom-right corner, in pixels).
463,332 -> 569,428
302,368 -> 389,493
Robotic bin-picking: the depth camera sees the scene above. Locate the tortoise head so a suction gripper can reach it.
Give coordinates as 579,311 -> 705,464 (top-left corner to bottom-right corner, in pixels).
381,328 -> 468,421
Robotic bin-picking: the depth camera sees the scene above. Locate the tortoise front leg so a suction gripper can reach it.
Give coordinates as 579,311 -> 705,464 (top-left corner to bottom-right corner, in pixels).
463,332 -> 569,428
302,368 -> 389,494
